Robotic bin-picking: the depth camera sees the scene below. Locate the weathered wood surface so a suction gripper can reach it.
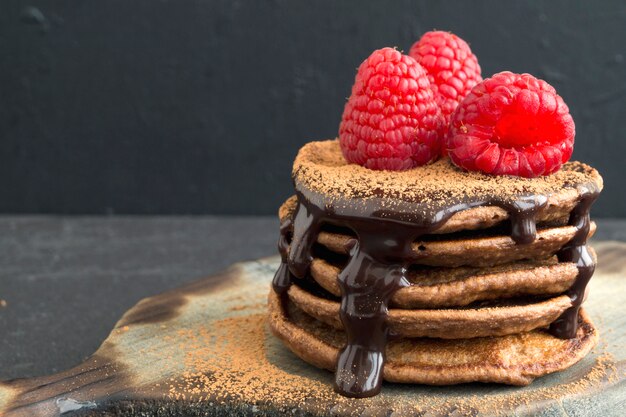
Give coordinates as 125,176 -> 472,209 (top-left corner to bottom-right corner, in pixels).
1,241 -> 625,417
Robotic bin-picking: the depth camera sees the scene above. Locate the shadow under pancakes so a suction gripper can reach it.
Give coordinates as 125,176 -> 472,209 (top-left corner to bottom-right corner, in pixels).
116,265 -> 242,327
2,342 -> 130,417
314,349 -> 608,417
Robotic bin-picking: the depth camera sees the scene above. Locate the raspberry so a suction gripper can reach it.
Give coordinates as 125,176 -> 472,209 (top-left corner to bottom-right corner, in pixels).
446,71 -> 575,178
339,48 -> 444,171
409,31 -> 482,130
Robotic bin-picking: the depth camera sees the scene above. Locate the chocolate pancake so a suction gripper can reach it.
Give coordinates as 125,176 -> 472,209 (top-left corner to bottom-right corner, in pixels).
286,284 -> 573,339
309,254 -> 587,308
272,139 -> 602,397
280,199 -> 596,267
290,140 -> 603,235
268,291 -> 598,386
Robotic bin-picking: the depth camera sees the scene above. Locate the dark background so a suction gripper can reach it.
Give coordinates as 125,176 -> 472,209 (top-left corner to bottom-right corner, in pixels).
1,0 -> 625,217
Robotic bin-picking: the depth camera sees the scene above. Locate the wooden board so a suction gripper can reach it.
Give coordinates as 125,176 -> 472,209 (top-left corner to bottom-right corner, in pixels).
1,241 -> 626,417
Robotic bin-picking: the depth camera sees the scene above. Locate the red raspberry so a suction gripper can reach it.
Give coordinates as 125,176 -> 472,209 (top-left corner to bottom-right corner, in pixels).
339,47 -> 445,171
409,31 -> 482,130
446,71 -> 575,178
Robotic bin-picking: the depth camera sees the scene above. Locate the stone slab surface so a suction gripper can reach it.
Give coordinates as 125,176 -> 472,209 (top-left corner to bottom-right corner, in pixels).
0,217 -> 625,416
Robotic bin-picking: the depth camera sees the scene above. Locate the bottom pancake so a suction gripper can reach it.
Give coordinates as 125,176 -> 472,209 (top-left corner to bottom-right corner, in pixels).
268,290 -> 598,386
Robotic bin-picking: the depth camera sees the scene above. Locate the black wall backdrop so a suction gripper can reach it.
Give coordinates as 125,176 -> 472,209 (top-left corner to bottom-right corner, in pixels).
1,0 -> 625,216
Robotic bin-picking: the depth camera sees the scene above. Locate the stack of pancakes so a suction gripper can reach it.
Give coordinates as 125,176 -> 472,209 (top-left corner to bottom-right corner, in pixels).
269,140 -> 602,388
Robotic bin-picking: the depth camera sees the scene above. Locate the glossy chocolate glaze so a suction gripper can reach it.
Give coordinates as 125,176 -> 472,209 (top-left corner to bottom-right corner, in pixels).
272,181 -> 598,398
273,216 -> 294,295
550,184 -> 600,338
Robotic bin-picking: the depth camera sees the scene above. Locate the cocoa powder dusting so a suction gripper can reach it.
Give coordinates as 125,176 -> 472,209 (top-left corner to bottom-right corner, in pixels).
164,310 -> 620,416
293,140 -> 603,212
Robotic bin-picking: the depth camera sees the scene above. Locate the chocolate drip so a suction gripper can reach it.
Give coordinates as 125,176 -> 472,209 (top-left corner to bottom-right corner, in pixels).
335,227 -> 417,397
287,199 -> 323,279
271,183 -> 578,398
506,195 -> 548,244
272,217 -> 293,295
550,184 -> 600,338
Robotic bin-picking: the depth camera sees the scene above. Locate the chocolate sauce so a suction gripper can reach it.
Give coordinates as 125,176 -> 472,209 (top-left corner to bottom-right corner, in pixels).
272,217 -> 294,295
272,181 -> 596,398
550,184 -> 600,338
333,225 -> 414,397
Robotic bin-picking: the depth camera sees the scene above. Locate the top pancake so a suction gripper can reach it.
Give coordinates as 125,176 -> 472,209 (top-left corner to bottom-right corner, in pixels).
292,140 -> 603,234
